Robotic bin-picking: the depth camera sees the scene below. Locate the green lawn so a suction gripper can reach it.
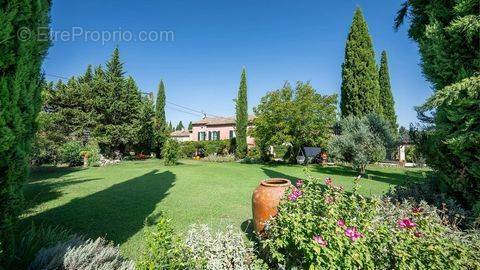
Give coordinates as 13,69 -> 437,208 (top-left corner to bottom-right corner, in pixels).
21,159 -> 428,258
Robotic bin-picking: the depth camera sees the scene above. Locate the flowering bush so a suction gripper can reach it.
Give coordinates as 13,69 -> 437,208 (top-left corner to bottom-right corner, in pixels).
202,154 -> 236,163
261,173 -> 480,269
162,139 -> 180,166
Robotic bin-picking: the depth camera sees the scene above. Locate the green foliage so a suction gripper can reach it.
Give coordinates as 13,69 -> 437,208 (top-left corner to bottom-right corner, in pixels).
4,224 -> 72,270
235,68 -> 249,159
136,97 -> 155,154
30,236 -> 134,270
154,80 -> 167,158
179,140 -> 233,158
59,141 -> 85,167
328,114 -> 393,173
262,174 -> 480,269
175,121 -> 184,131
137,215 -> 195,269
162,139 -> 180,166
340,7 -> 381,117
202,154 -> 236,163
138,215 -> 266,270
83,140 -> 101,167
253,82 -> 337,162
395,0 -> 480,206
378,51 -> 398,134
0,0 -> 51,252
188,121 -> 193,131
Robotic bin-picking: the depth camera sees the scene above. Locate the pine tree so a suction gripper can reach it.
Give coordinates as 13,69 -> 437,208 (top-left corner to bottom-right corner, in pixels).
136,97 -> 155,154
340,7 -> 381,117
235,68 -> 248,158
188,121 -> 193,131
176,121 -> 184,131
0,0 -> 51,254
378,51 -> 397,134
154,80 -> 167,158
168,121 -> 173,132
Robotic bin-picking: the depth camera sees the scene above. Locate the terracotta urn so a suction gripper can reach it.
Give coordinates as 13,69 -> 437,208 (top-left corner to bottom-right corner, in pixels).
252,178 -> 291,235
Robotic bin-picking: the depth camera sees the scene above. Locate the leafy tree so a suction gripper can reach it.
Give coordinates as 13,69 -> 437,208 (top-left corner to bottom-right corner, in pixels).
253,82 -> 337,162
340,7 -> 381,117
188,121 -> 193,131
396,0 -> 480,204
154,80 -> 167,158
378,51 -> 398,134
328,114 -> 392,173
235,68 -> 248,158
175,121 -> 184,131
0,0 -> 51,258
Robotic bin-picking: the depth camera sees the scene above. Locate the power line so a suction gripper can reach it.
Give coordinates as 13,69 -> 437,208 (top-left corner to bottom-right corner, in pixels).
43,72 -> 223,118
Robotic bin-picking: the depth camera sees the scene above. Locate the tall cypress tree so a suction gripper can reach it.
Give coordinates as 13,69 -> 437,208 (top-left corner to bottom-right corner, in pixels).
340,7 -> 381,117
188,121 -> 193,131
235,68 -> 248,158
176,121 -> 184,131
0,0 -> 51,254
154,80 -> 167,158
378,51 -> 397,134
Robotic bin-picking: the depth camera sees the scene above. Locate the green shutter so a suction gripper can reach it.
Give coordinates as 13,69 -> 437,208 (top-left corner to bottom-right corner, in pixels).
197,132 -> 200,141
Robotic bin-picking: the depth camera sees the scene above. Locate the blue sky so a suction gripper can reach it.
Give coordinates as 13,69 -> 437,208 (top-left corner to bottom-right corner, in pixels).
43,0 -> 432,127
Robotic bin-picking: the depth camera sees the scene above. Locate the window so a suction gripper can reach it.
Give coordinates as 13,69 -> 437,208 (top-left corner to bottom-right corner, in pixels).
198,132 -> 206,141
208,131 -> 220,141
229,130 -> 235,139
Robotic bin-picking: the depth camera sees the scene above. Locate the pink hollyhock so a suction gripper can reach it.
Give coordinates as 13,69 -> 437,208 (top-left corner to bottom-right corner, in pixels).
337,219 -> 345,227
295,180 -> 304,188
313,235 -> 327,247
414,231 -> 423,238
288,188 -> 303,201
397,218 -> 416,229
325,177 -> 332,186
344,227 -> 364,242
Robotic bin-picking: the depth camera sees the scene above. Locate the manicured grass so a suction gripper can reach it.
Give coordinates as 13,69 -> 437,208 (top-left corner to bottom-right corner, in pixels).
21,159 -> 428,258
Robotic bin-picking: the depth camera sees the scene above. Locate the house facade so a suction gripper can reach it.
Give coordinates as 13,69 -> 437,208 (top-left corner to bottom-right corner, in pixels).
190,116 -> 255,147
170,130 -> 191,142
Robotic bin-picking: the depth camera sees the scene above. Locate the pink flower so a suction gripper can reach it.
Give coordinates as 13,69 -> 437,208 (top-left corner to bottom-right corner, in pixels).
397,218 -> 416,229
414,231 -> 423,238
344,227 -> 364,242
324,195 -> 334,204
313,235 -> 327,247
325,177 -> 332,186
288,188 -> 303,201
337,219 -> 345,227
295,180 -> 304,188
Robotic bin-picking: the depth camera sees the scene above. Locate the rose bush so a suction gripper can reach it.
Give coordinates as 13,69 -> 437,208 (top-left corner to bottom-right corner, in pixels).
261,172 -> 480,269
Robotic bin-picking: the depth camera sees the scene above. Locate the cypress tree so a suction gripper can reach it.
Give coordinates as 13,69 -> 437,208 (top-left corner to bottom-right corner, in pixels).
340,7 -> 381,117
0,0 -> 51,254
235,68 -> 248,158
136,97 -> 155,154
176,121 -> 184,131
168,121 -> 173,132
188,121 -> 193,131
154,80 -> 167,158
378,51 -> 397,134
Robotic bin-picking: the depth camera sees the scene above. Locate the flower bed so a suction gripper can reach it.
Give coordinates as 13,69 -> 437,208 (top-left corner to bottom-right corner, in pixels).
261,173 -> 480,269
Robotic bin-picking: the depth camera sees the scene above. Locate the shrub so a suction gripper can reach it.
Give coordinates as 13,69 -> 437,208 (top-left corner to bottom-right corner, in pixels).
137,215 -> 195,269
262,173 -> 480,269
3,224 -> 72,270
179,141 -> 197,158
59,141 -> 84,167
162,139 -> 180,166
202,154 -> 236,163
30,236 -> 134,270
82,140 -> 101,167
138,215 -> 266,270
185,224 -> 267,270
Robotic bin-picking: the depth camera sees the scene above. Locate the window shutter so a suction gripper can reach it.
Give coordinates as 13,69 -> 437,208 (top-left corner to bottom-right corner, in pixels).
208,131 -> 211,140
197,132 -> 200,141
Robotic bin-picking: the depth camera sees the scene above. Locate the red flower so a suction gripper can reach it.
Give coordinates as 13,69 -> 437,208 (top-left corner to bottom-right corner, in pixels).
313,235 -> 328,247
325,177 -> 332,186
337,219 -> 345,227
414,231 -> 423,237
412,207 -> 424,214
344,227 -> 364,241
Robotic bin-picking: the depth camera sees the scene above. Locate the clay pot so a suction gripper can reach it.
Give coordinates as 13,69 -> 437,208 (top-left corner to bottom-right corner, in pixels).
252,178 -> 291,235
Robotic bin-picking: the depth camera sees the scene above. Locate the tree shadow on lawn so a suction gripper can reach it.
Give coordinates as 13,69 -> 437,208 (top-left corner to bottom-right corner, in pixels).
312,165 -> 425,187
22,177 -> 102,215
23,170 -> 175,245
261,168 -> 301,186
29,166 -> 85,182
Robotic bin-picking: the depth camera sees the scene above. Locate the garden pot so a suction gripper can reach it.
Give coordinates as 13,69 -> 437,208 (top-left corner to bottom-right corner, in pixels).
252,178 -> 291,235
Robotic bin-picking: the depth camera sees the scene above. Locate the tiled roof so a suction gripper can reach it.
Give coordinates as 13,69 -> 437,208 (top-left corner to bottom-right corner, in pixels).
192,115 -> 255,126
170,130 -> 191,137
